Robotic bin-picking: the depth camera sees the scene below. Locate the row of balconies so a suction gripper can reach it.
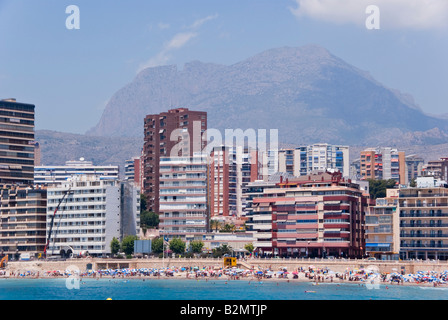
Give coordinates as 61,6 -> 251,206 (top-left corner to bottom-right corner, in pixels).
400,233 -> 448,238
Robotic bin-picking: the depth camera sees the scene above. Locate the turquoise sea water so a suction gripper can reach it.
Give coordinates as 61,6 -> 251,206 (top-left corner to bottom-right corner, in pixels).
0,278 -> 447,300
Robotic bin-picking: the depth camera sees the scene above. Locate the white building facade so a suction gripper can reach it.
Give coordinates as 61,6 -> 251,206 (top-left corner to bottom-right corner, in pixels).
35,158 -> 119,185
46,175 -> 140,257
158,155 -> 208,242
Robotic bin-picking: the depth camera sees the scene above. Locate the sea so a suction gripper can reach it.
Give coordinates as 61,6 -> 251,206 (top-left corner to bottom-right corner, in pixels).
0,278 -> 447,301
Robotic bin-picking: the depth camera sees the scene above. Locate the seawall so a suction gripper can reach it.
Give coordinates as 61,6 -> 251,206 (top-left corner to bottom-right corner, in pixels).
5,258 -> 448,275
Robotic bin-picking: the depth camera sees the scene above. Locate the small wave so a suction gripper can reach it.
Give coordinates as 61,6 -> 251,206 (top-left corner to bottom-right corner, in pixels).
419,286 -> 448,290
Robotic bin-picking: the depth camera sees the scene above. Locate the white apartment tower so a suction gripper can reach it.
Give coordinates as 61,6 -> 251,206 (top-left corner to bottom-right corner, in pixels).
46,175 -> 140,257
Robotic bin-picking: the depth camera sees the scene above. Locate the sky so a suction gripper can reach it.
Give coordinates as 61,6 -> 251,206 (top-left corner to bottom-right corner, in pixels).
0,0 -> 447,134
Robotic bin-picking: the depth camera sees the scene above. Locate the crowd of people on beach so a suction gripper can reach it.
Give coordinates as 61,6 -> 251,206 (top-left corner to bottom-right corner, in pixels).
3,264 -> 448,287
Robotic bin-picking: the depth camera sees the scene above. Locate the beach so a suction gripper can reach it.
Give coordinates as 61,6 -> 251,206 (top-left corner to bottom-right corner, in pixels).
2,257 -> 447,288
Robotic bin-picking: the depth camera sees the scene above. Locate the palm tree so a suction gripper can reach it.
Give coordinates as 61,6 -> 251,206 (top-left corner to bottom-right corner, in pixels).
209,219 -> 222,232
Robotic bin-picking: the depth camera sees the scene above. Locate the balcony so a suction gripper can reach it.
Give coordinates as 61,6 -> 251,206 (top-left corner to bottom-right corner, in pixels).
401,244 -> 448,248
400,223 -> 448,228
400,233 -> 448,238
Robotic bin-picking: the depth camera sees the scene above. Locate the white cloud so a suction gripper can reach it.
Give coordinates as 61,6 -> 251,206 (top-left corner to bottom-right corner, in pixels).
138,32 -> 198,71
158,22 -> 170,30
138,15 -> 217,72
166,32 -> 198,50
289,0 -> 448,30
189,14 -> 219,29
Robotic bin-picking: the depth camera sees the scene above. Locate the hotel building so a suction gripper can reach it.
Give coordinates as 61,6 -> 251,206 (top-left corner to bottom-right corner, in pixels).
277,144 -> 350,178
398,182 -> 448,260
365,189 -> 400,260
248,171 -> 368,258
34,158 -> 119,185
422,157 -> 448,182
158,155 -> 208,242
209,146 -> 259,220
0,99 -> 35,185
46,175 -> 140,257
244,173 -> 295,255
0,185 -> 47,258
143,108 -> 207,213
360,147 -> 406,185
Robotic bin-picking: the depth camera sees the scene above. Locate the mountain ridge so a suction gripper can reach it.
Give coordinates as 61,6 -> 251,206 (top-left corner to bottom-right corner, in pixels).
86,44 -> 448,148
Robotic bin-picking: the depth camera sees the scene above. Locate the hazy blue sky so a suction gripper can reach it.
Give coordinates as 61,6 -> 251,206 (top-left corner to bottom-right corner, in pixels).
1,0 -> 447,134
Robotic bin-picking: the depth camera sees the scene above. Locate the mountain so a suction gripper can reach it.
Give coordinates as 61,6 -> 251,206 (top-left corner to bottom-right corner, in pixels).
87,45 -> 448,146
36,130 -> 142,172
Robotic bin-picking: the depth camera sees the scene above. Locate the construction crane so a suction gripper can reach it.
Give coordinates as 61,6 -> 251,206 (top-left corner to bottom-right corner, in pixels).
0,255 -> 7,268
44,187 -> 72,258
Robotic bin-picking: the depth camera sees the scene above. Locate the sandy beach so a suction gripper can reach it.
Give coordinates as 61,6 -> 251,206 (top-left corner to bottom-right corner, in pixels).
2,260 -> 447,288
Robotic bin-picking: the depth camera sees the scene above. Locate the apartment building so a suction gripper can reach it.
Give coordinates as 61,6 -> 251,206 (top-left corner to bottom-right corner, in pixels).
278,144 -> 349,177
422,157 -> 448,182
158,155 -> 208,242
244,172 -> 295,256
0,98 -> 35,185
143,108 -> 207,213
398,183 -> 448,260
125,155 -> 144,190
360,147 -> 406,184
248,171 -> 368,258
365,189 -> 400,260
46,175 -> 140,258
405,154 -> 425,184
209,146 -> 259,220
0,185 -> 47,258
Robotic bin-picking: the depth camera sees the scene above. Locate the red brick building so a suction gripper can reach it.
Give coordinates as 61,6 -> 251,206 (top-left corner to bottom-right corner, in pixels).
250,171 -> 368,258
143,108 -> 207,213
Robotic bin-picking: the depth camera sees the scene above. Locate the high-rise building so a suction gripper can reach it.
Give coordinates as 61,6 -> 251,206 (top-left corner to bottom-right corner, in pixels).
422,157 -> 448,182
243,172 -> 295,255
209,146 -> 259,220
46,175 -> 140,257
0,185 -> 47,258
365,189 -> 400,260
0,98 -> 35,185
158,155 -> 208,242
398,184 -> 448,260
247,171 -> 368,258
143,108 -> 207,213
360,147 -> 406,184
125,155 -> 144,191
277,144 -> 350,178
405,154 -> 425,185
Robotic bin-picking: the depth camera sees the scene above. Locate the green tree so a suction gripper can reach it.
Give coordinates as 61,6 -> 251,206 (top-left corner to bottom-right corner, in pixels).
121,235 -> 138,256
169,237 -> 186,255
221,223 -> 236,233
140,193 -> 147,212
140,211 -> 159,228
152,237 -> 163,254
110,237 -> 120,256
212,244 -> 232,258
368,179 -> 397,199
244,243 -> 254,254
209,219 -> 222,232
190,240 -> 204,254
